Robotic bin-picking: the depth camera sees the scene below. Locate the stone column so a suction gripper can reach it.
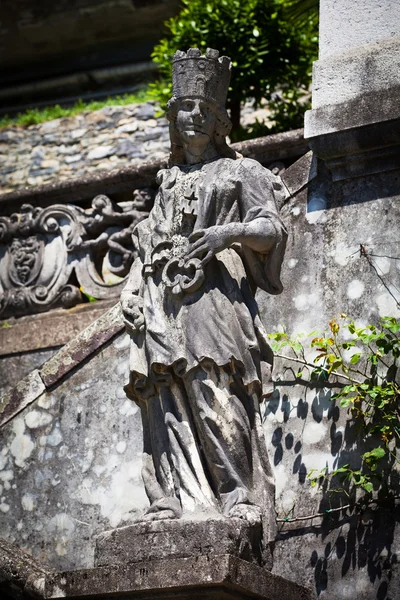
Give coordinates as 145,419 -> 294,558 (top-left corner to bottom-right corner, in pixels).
304,0 -> 400,180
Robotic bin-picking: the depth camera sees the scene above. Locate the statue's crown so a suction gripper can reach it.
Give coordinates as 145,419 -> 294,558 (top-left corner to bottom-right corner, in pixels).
172,48 -> 231,107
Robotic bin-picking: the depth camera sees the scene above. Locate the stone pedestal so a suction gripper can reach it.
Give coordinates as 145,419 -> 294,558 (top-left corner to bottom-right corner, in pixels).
47,554 -> 311,600
95,518 -> 266,567
304,0 -> 400,180
52,518 -> 311,600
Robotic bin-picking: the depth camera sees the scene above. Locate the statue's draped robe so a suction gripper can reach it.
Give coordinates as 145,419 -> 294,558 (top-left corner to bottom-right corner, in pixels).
122,157 -> 287,543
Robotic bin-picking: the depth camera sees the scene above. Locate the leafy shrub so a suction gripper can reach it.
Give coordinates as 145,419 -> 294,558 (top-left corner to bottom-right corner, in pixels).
270,315 -> 400,506
151,0 -> 318,138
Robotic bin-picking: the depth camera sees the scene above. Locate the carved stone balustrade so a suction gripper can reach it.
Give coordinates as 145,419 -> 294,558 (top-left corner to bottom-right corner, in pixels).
0,189 -> 154,319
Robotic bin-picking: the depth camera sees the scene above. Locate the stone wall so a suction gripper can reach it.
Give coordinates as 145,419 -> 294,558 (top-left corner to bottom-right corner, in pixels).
0,100 -> 280,194
0,154 -> 399,598
262,161 -> 400,598
0,328 -> 147,572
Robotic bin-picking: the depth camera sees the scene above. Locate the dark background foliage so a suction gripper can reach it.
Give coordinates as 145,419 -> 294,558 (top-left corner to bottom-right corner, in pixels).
151,0 -> 318,139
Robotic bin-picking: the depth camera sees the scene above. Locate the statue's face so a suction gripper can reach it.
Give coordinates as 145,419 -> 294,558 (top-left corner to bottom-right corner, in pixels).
175,97 -> 216,145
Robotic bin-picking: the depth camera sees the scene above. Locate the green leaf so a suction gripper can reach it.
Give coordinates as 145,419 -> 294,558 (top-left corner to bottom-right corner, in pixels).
363,448 -> 386,461
350,353 -> 361,364
362,482 -> 374,493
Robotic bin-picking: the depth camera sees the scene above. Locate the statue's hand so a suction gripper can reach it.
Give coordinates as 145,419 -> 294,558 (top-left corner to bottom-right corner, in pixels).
187,224 -> 242,266
121,295 -> 145,332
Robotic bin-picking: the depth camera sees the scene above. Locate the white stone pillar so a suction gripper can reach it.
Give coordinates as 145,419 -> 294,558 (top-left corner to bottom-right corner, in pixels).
304,0 -> 400,180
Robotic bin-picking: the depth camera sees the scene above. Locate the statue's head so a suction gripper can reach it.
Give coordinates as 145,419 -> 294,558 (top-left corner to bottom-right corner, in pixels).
167,48 -> 236,164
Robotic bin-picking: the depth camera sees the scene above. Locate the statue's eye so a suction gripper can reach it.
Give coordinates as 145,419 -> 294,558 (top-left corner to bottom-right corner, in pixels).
199,103 -> 210,115
182,101 -> 194,110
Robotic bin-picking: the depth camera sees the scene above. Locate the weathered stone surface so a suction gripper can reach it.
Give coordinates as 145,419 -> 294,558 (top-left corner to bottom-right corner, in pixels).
0,330 -> 146,572
0,299 -> 115,357
258,163 -> 400,599
319,0 -> 400,59
0,370 -> 45,428
281,151 -> 316,200
0,350 -> 57,398
120,48 -> 287,545
306,114 -> 400,180
39,303 -> 124,387
95,518 -> 265,568
311,37 -> 400,111
0,192 -> 151,318
0,536 -> 50,598
305,2 -> 400,180
46,555 -> 311,600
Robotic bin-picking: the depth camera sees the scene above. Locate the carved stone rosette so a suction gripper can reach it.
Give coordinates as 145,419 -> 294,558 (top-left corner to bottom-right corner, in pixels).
0,189 -> 153,319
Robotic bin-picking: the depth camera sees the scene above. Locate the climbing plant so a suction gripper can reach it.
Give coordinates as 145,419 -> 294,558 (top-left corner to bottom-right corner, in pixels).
150,0 -> 318,139
269,315 -> 400,512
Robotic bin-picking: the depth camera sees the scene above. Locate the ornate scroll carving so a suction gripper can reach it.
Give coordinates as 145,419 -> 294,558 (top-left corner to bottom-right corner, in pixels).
0,189 -> 153,318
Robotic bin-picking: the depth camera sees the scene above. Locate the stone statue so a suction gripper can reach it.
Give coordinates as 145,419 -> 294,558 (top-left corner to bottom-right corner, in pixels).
121,48 -> 287,544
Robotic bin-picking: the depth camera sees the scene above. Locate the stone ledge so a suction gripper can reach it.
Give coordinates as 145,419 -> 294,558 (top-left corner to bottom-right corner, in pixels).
305,118 -> 400,181
39,302 -> 123,388
0,130 -> 307,213
305,85 -> 400,138
304,85 -> 400,180
46,555 -> 311,600
0,303 -> 124,428
0,537 -> 50,598
0,299 -> 116,356
0,369 -> 45,428
95,518 -> 265,568
311,35 -> 400,109
0,537 -> 311,600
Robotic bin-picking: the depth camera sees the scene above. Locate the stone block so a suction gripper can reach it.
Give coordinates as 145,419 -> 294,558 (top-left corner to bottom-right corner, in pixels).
319,0 -> 400,59
40,303 -> 124,388
0,369 -> 45,427
95,518 -> 265,568
47,555 -> 311,600
0,299 -> 116,356
281,151 -> 317,199
311,36 -> 400,110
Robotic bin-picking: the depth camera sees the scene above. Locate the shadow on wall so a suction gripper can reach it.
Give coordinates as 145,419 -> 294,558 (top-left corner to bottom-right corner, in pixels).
307,159 -> 400,212
264,382 -> 399,599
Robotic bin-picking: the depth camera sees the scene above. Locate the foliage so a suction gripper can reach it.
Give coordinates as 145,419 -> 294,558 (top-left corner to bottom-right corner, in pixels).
0,88 -> 154,130
282,0 -> 319,28
79,287 -> 98,303
269,315 -> 400,505
150,0 -> 318,137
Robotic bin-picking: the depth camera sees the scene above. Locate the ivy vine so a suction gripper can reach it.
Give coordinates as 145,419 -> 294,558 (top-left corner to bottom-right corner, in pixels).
269,315 -> 400,517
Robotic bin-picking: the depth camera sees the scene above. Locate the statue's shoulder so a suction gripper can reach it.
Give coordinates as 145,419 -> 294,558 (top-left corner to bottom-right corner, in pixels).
217,157 -> 274,185
235,156 -> 272,174
210,156 -> 262,175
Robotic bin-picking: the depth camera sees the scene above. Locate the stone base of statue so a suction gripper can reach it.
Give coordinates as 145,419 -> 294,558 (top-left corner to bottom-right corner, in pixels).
72,518 -> 312,600
95,518 -> 268,568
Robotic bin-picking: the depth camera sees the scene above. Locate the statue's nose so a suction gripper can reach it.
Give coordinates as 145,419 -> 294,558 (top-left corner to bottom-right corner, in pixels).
192,104 -> 203,119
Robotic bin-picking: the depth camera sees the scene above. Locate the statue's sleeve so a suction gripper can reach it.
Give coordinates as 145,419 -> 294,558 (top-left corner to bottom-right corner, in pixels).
120,254 -> 142,299
236,158 -> 288,295
120,223 -> 146,299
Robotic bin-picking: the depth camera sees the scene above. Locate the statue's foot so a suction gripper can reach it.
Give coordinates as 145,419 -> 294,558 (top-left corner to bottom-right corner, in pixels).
138,496 -> 182,522
141,509 -> 178,522
228,503 -> 262,526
